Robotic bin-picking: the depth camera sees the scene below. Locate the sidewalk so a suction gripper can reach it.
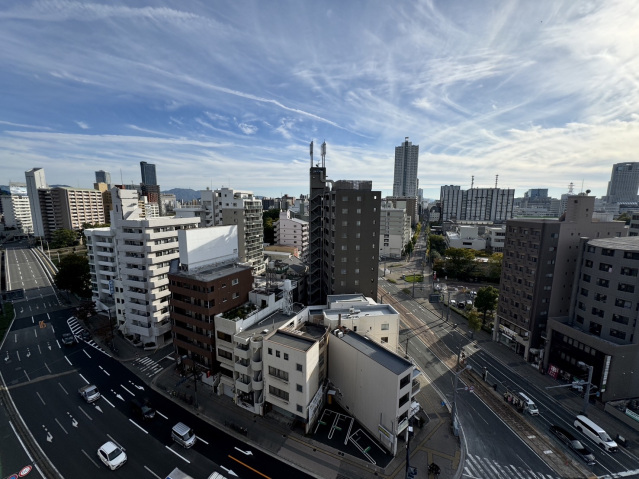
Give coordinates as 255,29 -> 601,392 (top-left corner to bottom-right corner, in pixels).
87,314 -> 463,479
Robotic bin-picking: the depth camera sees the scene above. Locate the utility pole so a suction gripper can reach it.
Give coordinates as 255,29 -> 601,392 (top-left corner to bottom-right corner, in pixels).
447,290 -> 451,322
452,365 -> 472,436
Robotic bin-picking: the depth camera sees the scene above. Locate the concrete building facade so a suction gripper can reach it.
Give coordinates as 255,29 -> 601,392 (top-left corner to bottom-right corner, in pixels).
379,201 -> 411,259
440,185 -> 514,223
545,236 -> 639,401
496,195 -> 627,362
274,210 -> 309,260
393,137 -> 419,198
1,186 -> 33,235
605,162 -> 639,204
25,168 -> 46,238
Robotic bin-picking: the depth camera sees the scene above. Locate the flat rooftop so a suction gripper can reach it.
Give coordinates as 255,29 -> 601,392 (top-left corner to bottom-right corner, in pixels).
588,236 -> 639,251
339,331 -> 412,375
268,329 -> 317,352
170,262 -> 251,283
235,310 -> 297,339
324,304 -> 397,320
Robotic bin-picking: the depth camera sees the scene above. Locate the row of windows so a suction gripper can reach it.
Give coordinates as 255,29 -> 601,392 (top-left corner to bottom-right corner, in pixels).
581,280 -> 635,294
586,246 -> 639,260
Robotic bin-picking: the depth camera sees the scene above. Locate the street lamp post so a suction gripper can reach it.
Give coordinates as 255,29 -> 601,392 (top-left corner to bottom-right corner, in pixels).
451,365 -> 472,436
578,361 -> 594,415
99,308 -> 115,350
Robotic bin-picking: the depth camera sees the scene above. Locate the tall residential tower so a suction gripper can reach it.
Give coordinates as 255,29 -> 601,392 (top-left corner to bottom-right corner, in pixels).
393,137 -> 419,198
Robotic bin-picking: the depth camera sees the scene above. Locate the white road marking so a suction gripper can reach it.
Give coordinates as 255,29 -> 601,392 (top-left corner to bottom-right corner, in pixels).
129,419 -> 149,434
165,445 -> 190,463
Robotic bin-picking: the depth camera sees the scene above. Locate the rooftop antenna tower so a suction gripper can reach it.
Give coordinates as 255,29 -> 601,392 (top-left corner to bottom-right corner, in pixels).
568,182 -> 575,194
580,180 -> 584,193
321,140 -> 327,168
495,175 -> 499,188
309,140 -> 314,167
471,175 -> 475,189
120,169 -> 123,185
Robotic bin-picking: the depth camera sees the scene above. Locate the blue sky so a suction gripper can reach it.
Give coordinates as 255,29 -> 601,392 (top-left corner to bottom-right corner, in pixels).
1,1 -> 638,200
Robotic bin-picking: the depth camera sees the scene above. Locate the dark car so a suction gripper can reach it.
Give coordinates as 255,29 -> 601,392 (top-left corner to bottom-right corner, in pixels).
550,425 -> 596,466
61,332 -> 75,346
79,329 -> 91,341
130,398 -> 156,420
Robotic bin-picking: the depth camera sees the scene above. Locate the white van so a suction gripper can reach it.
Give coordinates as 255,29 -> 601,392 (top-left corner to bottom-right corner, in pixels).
518,392 -> 539,415
171,422 -> 196,448
574,415 -> 618,452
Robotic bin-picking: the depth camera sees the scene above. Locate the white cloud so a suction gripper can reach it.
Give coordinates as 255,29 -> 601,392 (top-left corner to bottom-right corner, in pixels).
75,121 -> 89,129
238,123 -> 257,135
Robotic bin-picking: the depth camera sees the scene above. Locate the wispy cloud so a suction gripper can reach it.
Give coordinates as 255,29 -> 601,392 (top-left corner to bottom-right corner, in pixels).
0,1 -> 637,199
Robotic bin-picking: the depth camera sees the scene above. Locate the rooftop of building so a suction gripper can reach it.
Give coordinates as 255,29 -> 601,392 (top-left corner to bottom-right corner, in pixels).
235,310 -> 298,340
338,330 -> 412,375
587,236 -> 639,251
266,325 -> 323,352
169,261 -> 250,283
327,294 -> 369,305
323,304 -> 397,321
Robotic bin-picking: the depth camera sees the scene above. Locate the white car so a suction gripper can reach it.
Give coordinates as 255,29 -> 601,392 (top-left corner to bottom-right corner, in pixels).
97,441 -> 127,470
449,299 -> 457,307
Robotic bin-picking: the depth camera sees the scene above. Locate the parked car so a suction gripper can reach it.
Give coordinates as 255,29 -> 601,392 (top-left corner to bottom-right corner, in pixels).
449,299 -> 457,307
549,425 -> 596,466
458,301 -> 465,310
79,329 -> 91,341
97,441 -> 127,470
79,384 -> 101,403
61,332 -> 75,346
465,299 -> 474,308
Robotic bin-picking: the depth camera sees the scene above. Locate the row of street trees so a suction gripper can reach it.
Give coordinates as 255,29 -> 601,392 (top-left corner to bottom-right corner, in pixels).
428,233 -> 502,283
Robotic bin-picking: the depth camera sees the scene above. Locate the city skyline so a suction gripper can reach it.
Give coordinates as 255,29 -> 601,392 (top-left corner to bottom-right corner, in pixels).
1,1 -> 638,199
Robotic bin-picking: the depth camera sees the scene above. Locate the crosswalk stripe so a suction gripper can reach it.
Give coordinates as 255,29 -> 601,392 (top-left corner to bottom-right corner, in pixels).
463,455 -> 560,479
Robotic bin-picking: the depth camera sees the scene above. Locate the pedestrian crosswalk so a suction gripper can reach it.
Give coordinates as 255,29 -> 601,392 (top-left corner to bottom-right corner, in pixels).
463,454 -> 561,479
131,354 -> 170,378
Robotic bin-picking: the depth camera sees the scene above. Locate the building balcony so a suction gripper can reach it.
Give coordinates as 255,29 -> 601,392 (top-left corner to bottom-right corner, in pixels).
235,360 -> 250,375
119,232 -> 144,241
118,243 -> 144,253
122,278 -> 146,289
174,338 -> 211,358
250,357 -> 263,371
143,230 -> 177,241
412,380 -> 421,396
234,346 -> 250,360
235,378 -> 252,394
252,378 -> 263,390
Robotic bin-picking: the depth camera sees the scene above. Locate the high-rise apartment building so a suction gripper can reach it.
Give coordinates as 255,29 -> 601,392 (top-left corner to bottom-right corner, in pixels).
1,184 -> 33,235
95,170 -> 112,188
140,161 -> 157,186
308,167 -> 381,305
86,189 -> 200,346
25,168 -> 47,237
393,137 -> 419,198
605,162 -> 639,204
440,185 -> 514,223
545,236 -> 639,401
496,195 -> 627,361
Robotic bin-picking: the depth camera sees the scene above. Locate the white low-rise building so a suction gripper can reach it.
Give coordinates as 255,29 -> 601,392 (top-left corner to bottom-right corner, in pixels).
445,225 -> 486,250
380,202 -> 411,259
274,210 -> 309,260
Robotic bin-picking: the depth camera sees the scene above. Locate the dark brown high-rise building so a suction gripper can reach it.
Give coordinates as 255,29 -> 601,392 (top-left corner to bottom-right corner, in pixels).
307,144 -> 381,305
495,195 -> 626,362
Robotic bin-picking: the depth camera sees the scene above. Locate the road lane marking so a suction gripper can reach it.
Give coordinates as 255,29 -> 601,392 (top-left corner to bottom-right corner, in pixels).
129,419 -> 149,434
102,396 -> 115,408
24,370 -> 31,381
228,455 -> 271,479
156,410 -> 168,419
44,362 -> 51,373
36,392 -> 46,405
81,449 -> 101,468
79,373 -> 90,384
196,436 -> 209,445
83,349 -> 91,358
121,385 -> 135,396
165,445 -> 190,463
144,466 -> 162,478
55,418 -> 68,434
99,365 -> 111,376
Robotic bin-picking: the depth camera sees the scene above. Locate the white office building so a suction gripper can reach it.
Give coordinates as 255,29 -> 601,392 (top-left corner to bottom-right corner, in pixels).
1,184 -> 33,235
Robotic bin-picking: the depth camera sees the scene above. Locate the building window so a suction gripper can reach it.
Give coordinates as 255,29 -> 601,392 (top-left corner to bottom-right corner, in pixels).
615,298 -> 632,309
618,283 -> 635,293
342,220 -> 348,227
584,260 -> 593,268
296,404 -> 303,413
342,208 -> 348,214
268,366 -> 289,381
232,278 -> 239,286
232,292 -> 239,299
599,263 -> 613,272
356,220 -> 361,226
341,245 -> 347,251
218,348 -> 233,360
621,267 -> 638,276
580,288 -> 588,297
381,336 -> 388,343
284,353 -> 289,360
296,384 -> 303,392
624,251 -> 639,260
276,350 -> 280,358
296,363 -> 303,372
576,315 -> 584,324
589,322 -> 602,336
601,248 -> 615,257
268,385 -> 289,402
381,323 -> 389,330
268,348 -> 273,355
582,274 -> 591,282
612,314 -> 629,325
610,329 -> 627,340
596,278 -> 609,288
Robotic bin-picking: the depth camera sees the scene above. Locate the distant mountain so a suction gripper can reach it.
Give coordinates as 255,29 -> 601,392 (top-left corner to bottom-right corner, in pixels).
164,188 -> 201,203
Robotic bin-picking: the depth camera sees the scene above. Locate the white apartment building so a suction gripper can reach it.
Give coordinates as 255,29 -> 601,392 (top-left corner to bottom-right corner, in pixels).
274,210 -> 309,260
380,202 -> 411,259
86,188 -> 199,346
485,225 -> 506,252
1,186 -> 33,235
445,225 -> 487,250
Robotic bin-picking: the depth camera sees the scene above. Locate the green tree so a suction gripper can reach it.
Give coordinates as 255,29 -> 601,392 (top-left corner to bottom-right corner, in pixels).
445,248 -> 476,279
616,212 -> 632,225
467,309 -> 482,337
474,286 -> 499,324
428,234 -> 447,257
55,253 -> 91,297
75,300 -> 96,321
51,228 -> 78,248
263,209 -> 280,245
487,253 -> 503,282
